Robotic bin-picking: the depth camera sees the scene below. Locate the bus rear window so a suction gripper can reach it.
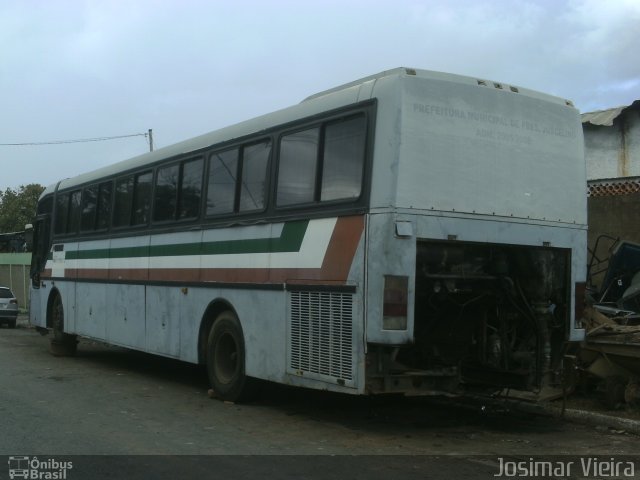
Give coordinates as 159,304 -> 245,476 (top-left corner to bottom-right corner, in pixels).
0,288 -> 14,299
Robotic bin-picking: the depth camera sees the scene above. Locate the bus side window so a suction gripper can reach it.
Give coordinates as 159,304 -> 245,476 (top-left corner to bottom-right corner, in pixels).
277,128 -> 319,206
239,140 -> 271,212
81,185 -> 98,231
113,176 -> 134,228
96,181 -> 113,230
132,171 -> 152,225
178,158 -> 203,220
320,115 -> 366,202
154,164 -> 179,222
54,193 -> 70,235
67,190 -> 82,234
275,114 -> 366,207
206,149 -> 238,216
153,158 -> 203,223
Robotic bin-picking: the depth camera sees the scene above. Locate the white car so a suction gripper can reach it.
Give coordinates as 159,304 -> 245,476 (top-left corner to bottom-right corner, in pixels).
0,286 -> 18,328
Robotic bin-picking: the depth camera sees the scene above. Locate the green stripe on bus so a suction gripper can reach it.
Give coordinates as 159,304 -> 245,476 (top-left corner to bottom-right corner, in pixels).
64,220 -> 309,260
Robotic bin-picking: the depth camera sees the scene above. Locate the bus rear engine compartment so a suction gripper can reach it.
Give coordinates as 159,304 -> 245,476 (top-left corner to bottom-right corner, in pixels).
368,241 -> 570,395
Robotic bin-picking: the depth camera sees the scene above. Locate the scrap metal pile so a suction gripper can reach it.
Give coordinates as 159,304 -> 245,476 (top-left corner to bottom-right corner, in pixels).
582,238 -> 640,408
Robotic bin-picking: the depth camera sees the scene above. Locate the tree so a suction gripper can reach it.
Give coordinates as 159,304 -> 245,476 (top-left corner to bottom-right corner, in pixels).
0,184 -> 45,233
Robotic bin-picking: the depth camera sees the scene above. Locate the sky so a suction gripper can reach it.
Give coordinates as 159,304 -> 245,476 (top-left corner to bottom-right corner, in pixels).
1,0 -> 639,191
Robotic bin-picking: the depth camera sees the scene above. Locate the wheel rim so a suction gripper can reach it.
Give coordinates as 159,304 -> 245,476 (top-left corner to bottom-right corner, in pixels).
214,331 -> 239,385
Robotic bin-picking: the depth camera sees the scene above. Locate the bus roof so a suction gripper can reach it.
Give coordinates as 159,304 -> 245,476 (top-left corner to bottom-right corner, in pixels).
44,67 -> 576,197
303,67 -> 573,107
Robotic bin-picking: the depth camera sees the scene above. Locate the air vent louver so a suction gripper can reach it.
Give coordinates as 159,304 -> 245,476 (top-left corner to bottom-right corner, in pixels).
289,290 -> 354,383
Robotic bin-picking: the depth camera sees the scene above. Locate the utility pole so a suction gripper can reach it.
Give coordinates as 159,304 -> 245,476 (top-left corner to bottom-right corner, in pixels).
148,129 -> 154,152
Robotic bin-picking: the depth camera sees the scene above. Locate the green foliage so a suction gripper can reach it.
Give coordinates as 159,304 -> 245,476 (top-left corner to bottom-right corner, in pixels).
0,184 -> 45,233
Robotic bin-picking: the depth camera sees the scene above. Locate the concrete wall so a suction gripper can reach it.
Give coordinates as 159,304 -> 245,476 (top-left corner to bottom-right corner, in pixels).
585,105 -> 640,180
587,191 -> 640,292
0,253 -> 31,311
588,192 -> 640,247
585,103 -> 640,288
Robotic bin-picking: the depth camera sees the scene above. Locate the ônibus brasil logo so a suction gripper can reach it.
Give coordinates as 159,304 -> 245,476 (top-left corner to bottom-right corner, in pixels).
8,456 -> 73,480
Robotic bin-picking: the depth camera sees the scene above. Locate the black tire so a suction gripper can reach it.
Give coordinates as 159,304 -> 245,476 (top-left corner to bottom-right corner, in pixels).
206,311 -> 258,402
8,319 -> 16,329
49,294 -> 78,357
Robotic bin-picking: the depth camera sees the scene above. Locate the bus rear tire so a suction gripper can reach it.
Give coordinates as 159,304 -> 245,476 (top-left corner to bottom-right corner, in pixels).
206,311 -> 258,402
49,294 -> 77,357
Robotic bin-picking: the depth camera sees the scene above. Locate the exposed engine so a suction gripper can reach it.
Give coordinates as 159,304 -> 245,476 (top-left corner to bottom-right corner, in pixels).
400,241 -> 570,392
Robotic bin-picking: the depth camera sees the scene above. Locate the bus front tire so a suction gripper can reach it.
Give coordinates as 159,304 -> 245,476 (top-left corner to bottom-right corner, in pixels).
206,311 -> 257,402
49,294 -> 78,357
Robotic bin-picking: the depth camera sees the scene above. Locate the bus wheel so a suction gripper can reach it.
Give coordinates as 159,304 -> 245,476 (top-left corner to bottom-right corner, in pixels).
206,311 -> 257,402
49,294 -> 78,357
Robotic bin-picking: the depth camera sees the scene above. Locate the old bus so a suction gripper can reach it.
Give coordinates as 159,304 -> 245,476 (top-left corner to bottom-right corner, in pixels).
29,68 -> 587,401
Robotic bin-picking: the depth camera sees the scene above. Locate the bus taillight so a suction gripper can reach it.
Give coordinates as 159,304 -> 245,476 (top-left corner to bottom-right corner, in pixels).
383,275 -> 408,330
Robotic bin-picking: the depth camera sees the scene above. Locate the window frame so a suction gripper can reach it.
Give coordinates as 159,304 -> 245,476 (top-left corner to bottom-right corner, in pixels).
204,138 -> 272,220
49,99 -> 375,240
178,156 -> 205,221
131,170 -> 153,227
112,174 -> 135,230
95,180 -> 113,232
76,181 -> 113,234
274,112 -> 368,212
53,192 -> 70,237
80,184 -> 99,233
111,170 -> 153,231
237,139 -> 272,214
152,156 -> 205,225
205,148 -> 239,218
275,126 -> 321,207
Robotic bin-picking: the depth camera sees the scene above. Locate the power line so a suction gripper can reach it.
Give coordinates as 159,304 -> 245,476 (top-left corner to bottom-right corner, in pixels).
0,132 -> 149,146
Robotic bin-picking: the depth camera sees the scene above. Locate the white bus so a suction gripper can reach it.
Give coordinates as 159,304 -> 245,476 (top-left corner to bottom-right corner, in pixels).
29,68 -> 587,401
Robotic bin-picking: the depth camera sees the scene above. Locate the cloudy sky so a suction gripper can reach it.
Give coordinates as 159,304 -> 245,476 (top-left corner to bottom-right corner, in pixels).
1,0 -> 639,191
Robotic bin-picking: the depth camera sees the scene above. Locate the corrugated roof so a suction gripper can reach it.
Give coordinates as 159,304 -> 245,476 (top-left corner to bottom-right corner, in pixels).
582,106 -> 627,126
582,100 -> 640,126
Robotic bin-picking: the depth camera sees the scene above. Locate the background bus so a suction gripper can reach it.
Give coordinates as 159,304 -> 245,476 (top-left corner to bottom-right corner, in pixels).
29,68 -> 586,401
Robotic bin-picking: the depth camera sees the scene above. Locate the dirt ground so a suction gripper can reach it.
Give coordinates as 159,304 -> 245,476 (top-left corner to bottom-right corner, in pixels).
561,392 -> 640,422
2,315 -> 640,458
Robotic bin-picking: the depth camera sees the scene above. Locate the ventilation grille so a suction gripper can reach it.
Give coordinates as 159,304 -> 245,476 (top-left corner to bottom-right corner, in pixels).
588,179 -> 640,197
289,291 -> 354,382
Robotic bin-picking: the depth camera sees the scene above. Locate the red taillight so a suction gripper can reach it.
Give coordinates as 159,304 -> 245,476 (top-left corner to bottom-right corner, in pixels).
383,275 -> 408,330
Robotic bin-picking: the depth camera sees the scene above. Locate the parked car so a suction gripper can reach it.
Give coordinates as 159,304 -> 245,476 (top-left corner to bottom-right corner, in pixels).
0,286 -> 18,328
